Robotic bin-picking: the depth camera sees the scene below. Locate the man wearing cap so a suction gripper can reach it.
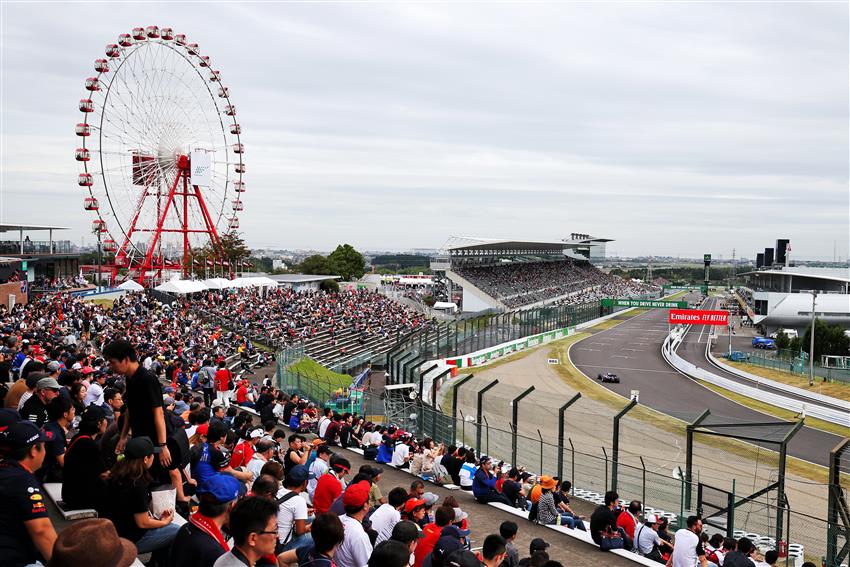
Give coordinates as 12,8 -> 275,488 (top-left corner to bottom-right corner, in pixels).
335,481 -> 374,567
391,520 -> 425,561
20,375 -> 61,428
277,464 -> 313,552
313,457 -> 351,514
632,514 -> 671,561
231,427 -> 263,470
415,507 -> 454,567
0,420 -> 59,565
472,457 -> 510,505
423,525 -> 471,567
170,475 -> 241,567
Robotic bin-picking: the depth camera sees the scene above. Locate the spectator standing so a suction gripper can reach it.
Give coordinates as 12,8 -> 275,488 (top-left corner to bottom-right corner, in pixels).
103,340 -> 172,471
472,457 -> 510,505
199,359 -> 217,408
335,481 -> 374,567
668,515 -> 708,567
170,474 -> 241,567
0,421 -> 58,566
213,496 -> 280,567
214,361 -> 232,408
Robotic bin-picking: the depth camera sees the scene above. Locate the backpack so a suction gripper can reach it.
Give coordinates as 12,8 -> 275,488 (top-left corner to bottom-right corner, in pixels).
363,446 -> 378,461
164,410 -> 191,469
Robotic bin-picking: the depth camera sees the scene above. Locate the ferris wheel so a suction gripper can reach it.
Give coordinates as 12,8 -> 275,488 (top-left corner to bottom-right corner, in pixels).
76,26 -> 245,285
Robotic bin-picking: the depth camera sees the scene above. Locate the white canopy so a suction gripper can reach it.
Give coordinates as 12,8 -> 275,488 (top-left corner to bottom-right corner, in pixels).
117,280 -> 144,292
154,279 -> 209,294
231,277 -> 278,288
202,278 -> 234,290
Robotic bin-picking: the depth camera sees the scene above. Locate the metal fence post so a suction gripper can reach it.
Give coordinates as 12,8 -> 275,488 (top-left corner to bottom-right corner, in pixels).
451,374 -> 474,436
685,410 -> 711,510
459,410 -> 466,448
569,438 -> 576,487
611,398 -> 638,492
602,447 -> 609,491
557,393 -> 581,480
537,429 -> 544,475
476,379 -> 499,454
510,385 -> 536,467
483,415 -> 491,457
639,456 -> 646,510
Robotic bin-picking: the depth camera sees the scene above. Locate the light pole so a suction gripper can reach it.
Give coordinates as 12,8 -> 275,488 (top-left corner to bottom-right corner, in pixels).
94,227 -> 102,292
808,291 -> 817,386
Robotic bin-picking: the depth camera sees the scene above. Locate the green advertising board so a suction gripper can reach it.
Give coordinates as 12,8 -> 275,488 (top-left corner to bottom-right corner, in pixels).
704,254 -> 712,262
601,298 -> 687,309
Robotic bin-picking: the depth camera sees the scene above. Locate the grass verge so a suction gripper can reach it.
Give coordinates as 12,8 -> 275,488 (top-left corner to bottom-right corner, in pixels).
722,360 -> 850,403
287,357 -> 351,390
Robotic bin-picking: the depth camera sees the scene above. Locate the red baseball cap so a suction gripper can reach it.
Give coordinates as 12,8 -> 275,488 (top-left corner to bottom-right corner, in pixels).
196,423 -> 209,436
404,497 -> 426,513
342,481 -> 371,509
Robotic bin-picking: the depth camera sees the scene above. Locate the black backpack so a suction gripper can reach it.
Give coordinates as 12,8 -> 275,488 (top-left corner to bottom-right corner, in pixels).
363,446 -> 378,461
527,501 -> 539,523
164,409 -> 191,469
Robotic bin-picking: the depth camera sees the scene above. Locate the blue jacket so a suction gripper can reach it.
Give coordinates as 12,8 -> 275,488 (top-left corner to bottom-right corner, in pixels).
472,467 -> 497,498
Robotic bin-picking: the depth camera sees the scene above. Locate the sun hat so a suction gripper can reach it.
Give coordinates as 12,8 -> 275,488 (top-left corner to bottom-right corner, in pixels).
539,476 -> 557,490
50,518 -> 137,567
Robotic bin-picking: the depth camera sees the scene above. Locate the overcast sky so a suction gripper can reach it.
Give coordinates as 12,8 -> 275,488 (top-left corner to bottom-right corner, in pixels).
1,2 -> 847,260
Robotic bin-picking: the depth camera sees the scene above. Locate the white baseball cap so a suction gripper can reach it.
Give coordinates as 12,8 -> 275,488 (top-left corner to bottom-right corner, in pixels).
249,428 -> 264,439
645,514 -> 658,524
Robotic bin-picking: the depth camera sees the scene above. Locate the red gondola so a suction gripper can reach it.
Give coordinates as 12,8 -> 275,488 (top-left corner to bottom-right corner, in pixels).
146,26 -> 160,39
103,239 -> 118,252
234,163 -> 245,173
161,27 -> 174,41
233,181 -> 245,192
132,27 -> 146,41
175,34 -> 186,45
85,77 -> 100,91
118,34 -> 133,47
95,59 -> 110,73
217,87 -> 229,98
209,70 -> 221,82
232,143 -> 244,154
106,44 -> 121,58
228,217 -> 240,230
198,55 -> 210,67
75,148 -> 91,162
187,43 -> 199,55
76,123 -> 92,137
78,173 -> 93,186
232,200 -> 243,211
224,105 -> 236,116
92,219 -> 106,232
230,123 -> 241,135
79,99 -> 94,112
84,197 -> 99,211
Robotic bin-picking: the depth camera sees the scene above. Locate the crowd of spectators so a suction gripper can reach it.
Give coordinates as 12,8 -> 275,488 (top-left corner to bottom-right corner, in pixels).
455,261 -> 658,309
191,287 -> 430,352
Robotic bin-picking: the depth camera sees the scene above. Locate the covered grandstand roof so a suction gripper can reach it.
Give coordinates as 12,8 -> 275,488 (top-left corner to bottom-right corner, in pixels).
739,266 -> 850,284
443,236 -> 600,253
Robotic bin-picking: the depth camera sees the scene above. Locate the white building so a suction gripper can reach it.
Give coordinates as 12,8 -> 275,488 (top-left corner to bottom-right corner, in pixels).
269,274 -> 340,293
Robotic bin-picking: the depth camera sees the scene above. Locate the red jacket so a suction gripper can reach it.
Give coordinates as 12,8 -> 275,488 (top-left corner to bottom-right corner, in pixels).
214,368 -> 232,392
313,473 -> 342,515
616,510 -> 637,540
414,523 -> 442,567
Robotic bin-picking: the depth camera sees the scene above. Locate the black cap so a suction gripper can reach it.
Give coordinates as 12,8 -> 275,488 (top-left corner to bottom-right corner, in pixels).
445,550 -> 482,567
124,437 -> 154,459
0,408 -> 21,428
1,421 -> 47,450
80,404 -> 106,424
529,538 -> 549,553
391,521 -> 425,543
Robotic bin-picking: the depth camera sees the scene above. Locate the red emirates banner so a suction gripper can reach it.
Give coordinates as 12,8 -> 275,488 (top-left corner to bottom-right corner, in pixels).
668,309 -> 729,326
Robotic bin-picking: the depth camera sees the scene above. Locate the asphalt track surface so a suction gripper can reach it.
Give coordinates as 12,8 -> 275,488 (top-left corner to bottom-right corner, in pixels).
569,296 -> 842,467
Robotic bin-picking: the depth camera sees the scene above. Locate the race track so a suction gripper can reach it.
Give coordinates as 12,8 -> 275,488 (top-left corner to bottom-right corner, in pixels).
569,297 -> 842,467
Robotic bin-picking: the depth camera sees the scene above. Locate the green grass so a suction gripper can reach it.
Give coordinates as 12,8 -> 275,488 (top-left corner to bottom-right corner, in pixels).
287,357 -> 352,390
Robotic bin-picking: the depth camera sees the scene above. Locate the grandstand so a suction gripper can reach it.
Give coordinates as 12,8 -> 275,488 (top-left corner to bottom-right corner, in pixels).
430,236 -> 656,311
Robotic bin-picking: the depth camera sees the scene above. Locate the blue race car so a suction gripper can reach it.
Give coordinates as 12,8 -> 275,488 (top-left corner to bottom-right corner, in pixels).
752,337 -> 776,350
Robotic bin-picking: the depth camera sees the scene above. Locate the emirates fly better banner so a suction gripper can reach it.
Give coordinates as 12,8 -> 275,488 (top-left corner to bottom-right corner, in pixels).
668,309 -> 728,325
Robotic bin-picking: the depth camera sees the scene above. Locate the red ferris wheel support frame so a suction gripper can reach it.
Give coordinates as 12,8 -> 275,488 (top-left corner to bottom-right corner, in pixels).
110,154 -> 223,286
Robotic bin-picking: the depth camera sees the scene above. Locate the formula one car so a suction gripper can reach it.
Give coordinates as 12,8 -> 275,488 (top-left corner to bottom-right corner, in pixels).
597,372 -> 620,383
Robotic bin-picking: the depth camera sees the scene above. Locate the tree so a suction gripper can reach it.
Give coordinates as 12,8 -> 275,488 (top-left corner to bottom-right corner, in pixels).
774,330 -> 791,350
320,279 -> 340,293
298,254 -> 332,275
801,319 -> 850,361
190,232 -> 251,277
327,244 -> 366,281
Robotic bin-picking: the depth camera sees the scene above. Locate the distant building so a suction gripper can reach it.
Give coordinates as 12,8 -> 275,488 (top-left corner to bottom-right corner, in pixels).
269,274 -> 340,292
